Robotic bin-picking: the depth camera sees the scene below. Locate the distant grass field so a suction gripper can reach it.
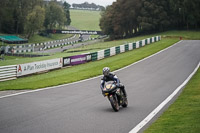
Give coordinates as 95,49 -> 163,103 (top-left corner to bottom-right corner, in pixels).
70,9 -> 101,31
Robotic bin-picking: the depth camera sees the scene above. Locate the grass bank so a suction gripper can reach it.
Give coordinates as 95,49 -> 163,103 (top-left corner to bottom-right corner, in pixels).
144,68 -> 200,133
0,38 -> 178,90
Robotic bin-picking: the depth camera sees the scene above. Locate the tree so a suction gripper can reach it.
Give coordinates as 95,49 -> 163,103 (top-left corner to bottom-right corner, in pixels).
137,0 -> 171,33
182,0 -> 200,29
72,2 -> 105,10
0,0 -> 43,34
63,2 -> 71,26
100,0 -> 142,39
44,1 -> 66,29
119,0 -> 142,36
100,5 -> 115,39
25,6 -> 45,39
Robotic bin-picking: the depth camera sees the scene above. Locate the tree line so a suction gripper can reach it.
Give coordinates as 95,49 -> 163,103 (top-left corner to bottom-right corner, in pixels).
72,2 -> 105,11
100,0 -> 200,39
0,0 -> 71,39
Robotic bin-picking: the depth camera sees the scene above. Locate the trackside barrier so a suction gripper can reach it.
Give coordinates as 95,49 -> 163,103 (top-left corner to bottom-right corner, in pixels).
120,45 -> 125,53
98,50 -> 105,60
12,35 -> 77,53
0,36 -> 161,82
91,52 -> 98,61
91,36 -> 161,61
104,49 -> 110,57
125,44 -> 129,51
11,35 -> 105,54
136,41 -> 140,48
116,46 -> 120,54
16,58 -> 62,77
128,43 -> 133,50
110,47 -> 116,56
0,65 -> 17,82
63,54 -> 91,67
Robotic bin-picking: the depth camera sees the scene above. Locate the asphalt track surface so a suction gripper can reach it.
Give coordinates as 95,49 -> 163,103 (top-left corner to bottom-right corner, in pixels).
0,40 -> 200,133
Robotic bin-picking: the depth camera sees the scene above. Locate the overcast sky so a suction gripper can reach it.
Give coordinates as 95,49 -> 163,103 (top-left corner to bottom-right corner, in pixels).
63,0 -> 116,7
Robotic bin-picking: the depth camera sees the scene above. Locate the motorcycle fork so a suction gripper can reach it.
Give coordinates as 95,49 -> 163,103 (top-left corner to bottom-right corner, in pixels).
109,94 -> 117,101
116,90 -> 122,105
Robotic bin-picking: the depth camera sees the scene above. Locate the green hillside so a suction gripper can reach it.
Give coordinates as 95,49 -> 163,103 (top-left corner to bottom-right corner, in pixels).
70,9 -> 101,31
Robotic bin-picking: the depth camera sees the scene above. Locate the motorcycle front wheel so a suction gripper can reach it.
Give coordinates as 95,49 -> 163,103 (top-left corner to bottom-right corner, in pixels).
109,94 -> 119,112
121,91 -> 128,107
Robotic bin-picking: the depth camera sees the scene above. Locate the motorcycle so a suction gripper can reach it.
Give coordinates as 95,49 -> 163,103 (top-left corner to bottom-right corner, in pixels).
103,81 -> 128,112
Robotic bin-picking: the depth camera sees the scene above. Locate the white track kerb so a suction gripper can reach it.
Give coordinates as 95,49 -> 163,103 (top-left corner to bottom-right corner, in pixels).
0,41 -> 199,133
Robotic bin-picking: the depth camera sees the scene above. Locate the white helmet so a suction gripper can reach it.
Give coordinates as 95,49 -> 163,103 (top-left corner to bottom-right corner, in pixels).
103,67 -> 110,76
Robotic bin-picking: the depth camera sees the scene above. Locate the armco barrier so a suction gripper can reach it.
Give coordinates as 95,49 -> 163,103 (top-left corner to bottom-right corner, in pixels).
0,65 -> 17,82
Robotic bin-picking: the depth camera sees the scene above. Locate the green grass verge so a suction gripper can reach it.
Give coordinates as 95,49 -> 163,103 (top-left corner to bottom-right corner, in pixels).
161,30 -> 200,40
144,68 -> 200,133
0,38 -> 178,90
28,34 -> 73,44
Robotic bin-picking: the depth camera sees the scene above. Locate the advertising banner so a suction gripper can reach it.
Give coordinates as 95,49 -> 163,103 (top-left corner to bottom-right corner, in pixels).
63,54 -> 91,66
47,30 -> 103,35
17,58 -> 62,77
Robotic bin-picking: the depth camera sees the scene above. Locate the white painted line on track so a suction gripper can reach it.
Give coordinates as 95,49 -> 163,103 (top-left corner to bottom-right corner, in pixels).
0,40 -> 182,99
129,61 -> 200,133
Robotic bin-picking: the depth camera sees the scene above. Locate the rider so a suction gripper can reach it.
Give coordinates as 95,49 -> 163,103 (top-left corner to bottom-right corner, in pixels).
100,67 -> 127,97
